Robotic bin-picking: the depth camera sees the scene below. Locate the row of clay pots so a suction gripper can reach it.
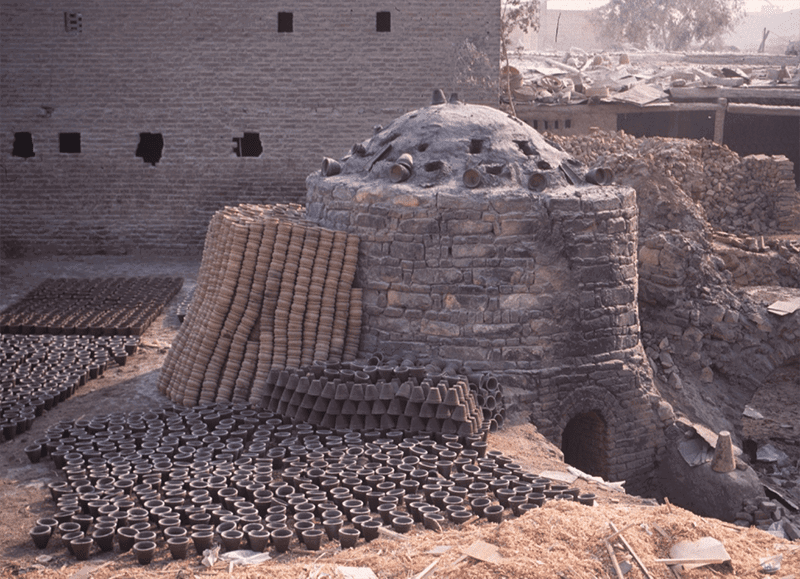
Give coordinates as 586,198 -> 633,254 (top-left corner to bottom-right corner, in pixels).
27,402 -> 598,562
1,334 -> 139,442
0,276 -> 182,336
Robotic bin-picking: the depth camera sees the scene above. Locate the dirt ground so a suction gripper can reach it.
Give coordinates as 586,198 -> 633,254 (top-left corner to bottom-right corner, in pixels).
1,255 -> 798,579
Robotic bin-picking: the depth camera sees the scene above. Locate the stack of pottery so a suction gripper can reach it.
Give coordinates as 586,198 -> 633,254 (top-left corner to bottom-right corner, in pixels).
158,204 -> 362,408
258,358 -> 491,437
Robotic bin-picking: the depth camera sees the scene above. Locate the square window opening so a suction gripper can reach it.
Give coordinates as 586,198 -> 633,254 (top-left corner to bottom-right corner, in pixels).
60,132 -> 81,153
554,120 -> 559,129
136,133 -> 163,165
12,132 -> 35,158
376,11 -> 391,32
233,133 -> 263,158
278,12 -> 293,33
565,119 -> 572,129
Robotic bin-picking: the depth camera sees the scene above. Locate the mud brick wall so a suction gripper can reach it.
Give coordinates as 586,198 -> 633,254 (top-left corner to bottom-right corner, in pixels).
0,0 -> 499,256
307,175 -> 661,492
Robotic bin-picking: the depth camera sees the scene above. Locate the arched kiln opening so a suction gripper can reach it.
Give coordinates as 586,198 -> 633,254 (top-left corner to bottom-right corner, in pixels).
562,410 -> 609,480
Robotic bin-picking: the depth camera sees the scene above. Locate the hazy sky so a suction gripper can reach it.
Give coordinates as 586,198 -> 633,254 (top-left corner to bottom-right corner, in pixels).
546,0 -> 799,11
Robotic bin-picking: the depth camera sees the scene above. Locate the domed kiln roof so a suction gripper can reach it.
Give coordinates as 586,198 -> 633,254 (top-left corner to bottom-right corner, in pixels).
315,92 -> 612,195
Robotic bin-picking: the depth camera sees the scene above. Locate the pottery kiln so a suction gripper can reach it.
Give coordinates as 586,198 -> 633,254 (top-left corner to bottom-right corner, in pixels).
307,93 -> 661,491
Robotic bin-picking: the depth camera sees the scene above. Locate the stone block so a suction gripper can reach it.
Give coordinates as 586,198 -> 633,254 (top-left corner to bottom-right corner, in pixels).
386,290 -> 432,310
389,241 -> 425,261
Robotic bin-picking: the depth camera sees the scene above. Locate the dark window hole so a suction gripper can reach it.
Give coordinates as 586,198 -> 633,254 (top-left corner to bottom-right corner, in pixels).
416,143 -> 429,152
565,119 -> 572,129
513,140 -> 537,156
12,132 -> 35,158
136,133 -> 163,166
376,11 -> 391,32
532,120 -> 539,130
233,133 -> 263,157
278,12 -> 293,33
554,120 -> 560,129
424,161 -> 443,172
469,139 -> 484,154
537,160 -> 551,170
59,132 -> 81,153
485,164 -> 504,175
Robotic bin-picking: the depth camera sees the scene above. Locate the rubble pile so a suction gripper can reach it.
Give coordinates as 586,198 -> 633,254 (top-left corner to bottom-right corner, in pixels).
548,130 -> 800,236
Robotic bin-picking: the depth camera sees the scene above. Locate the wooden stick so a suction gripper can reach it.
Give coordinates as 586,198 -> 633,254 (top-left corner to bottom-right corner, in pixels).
604,540 -> 625,579
653,524 -> 671,539
413,559 -> 439,579
448,554 -> 469,571
664,497 -> 673,514
603,522 -> 637,543
462,515 -> 479,526
377,526 -> 409,541
609,522 -> 655,579
654,558 -> 728,565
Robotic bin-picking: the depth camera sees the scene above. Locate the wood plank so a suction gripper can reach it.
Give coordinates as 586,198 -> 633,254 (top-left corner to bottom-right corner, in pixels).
670,86 -> 800,102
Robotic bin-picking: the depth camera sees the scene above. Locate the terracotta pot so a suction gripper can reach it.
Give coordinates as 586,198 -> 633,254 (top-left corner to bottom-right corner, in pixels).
29,525 -> 51,549
167,536 -> 190,559
338,526 -> 359,549
271,527 -> 293,553
133,540 -> 156,564
71,536 -> 93,560
484,504 -> 504,523
117,526 -> 138,552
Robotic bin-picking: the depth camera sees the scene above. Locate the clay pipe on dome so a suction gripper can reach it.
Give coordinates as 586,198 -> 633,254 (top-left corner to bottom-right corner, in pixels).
527,172 -> 547,192
389,153 -> 414,183
585,167 -> 614,185
431,89 -> 447,105
321,157 -> 341,177
463,167 -> 482,189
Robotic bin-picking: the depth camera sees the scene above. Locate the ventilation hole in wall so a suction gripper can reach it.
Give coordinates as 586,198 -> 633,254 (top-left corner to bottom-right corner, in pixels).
562,411 -> 609,479
537,160 -> 551,170
485,164 -> 504,175
565,119 -> 572,129
59,132 -> 81,153
376,11 -> 391,32
12,132 -> 35,158
513,140 -> 537,156
233,133 -> 263,158
64,12 -> 82,34
543,120 -> 549,130
416,143 -> 429,152
469,139 -> 484,154
532,120 -> 539,130
278,12 -> 293,33
424,161 -> 443,172
136,133 -> 163,166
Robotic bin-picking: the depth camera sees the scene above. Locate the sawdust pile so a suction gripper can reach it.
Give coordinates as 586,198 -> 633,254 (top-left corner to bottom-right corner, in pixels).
21,500 -> 797,579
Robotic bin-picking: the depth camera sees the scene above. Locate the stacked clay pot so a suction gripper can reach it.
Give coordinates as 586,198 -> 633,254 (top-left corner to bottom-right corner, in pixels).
0,277 -> 182,336
158,204 -> 362,408
259,356 -> 506,437
28,401 -> 591,560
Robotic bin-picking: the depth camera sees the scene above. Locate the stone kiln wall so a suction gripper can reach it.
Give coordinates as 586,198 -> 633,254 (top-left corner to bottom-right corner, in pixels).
307,178 -> 661,492
0,0 -> 499,256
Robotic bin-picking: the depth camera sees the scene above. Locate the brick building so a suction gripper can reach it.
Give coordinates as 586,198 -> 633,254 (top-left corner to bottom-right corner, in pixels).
1,1 -> 500,256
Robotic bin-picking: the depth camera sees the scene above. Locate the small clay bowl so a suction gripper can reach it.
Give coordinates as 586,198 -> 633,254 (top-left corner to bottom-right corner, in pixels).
338,526 -> 360,549
30,525 -> 52,549
133,540 -> 156,565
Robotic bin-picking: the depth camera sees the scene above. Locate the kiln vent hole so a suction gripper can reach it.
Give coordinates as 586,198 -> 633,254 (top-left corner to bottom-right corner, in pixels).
513,140 -> 537,156
469,139 -> 484,154
562,410 -> 609,480
136,133 -> 163,166
12,132 -> 35,158
424,161 -> 443,172
416,143 -> 429,152
233,133 -> 263,157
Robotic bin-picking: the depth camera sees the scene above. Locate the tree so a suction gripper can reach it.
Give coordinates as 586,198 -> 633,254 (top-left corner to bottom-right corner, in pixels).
594,0 -> 744,52
501,0 -> 540,116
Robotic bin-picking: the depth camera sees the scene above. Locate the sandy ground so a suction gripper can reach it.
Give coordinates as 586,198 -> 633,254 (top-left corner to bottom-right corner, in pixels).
1,254 -> 797,579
